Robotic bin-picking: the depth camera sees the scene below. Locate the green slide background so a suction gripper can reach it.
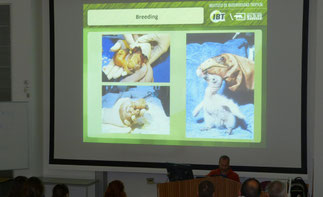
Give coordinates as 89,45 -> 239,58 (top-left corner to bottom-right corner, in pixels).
83,0 -> 267,147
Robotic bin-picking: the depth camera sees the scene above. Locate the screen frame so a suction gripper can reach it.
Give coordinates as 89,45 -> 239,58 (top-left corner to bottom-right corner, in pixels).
49,0 -> 309,174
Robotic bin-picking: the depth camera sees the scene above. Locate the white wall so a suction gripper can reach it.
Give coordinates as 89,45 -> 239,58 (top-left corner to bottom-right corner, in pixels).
0,0 -> 43,177
3,0 -> 323,196
308,0 -> 323,195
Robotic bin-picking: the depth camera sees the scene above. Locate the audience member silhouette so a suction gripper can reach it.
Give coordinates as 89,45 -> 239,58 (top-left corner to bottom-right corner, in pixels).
22,177 -> 44,197
104,180 -> 127,197
52,184 -> 69,197
7,176 -> 27,197
267,181 -> 287,197
241,178 -> 262,197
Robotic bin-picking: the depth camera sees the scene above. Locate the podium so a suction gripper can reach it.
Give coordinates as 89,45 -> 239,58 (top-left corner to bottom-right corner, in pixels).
157,176 -> 241,197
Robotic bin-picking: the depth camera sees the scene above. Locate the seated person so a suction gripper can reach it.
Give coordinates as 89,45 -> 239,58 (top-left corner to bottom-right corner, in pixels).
207,155 -> 240,182
198,180 -> 215,197
241,178 -> 262,197
266,181 -> 287,197
8,176 -> 27,197
52,184 -> 69,197
22,177 -> 44,197
104,180 -> 127,197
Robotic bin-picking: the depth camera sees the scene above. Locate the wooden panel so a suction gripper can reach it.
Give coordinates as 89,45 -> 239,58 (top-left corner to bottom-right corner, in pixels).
157,176 -> 241,197
261,192 -> 267,197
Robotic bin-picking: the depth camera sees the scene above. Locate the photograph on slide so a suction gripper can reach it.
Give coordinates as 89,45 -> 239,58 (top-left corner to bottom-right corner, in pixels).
101,86 -> 170,135
101,34 -> 170,83
186,32 -> 256,140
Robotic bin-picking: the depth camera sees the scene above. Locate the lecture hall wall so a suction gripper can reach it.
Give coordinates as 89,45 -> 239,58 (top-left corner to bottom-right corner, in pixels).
1,0 -> 322,196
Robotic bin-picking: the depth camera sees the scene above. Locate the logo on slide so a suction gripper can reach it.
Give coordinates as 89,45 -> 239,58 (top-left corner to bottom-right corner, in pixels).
210,10 -> 225,23
247,13 -> 263,21
231,13 -> 246,21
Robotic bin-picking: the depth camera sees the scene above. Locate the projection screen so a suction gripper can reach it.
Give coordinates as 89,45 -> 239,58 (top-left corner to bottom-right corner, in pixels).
50,0 -> 308,173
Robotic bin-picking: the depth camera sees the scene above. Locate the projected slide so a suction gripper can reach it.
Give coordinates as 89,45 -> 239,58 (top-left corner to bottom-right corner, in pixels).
102,86 -> 170,134
102,34 -> 170,83
83,1 -> 267,146
186,33 -> 256,139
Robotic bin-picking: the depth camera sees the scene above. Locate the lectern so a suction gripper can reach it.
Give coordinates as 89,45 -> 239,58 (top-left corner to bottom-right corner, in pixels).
157,176 -> 241,197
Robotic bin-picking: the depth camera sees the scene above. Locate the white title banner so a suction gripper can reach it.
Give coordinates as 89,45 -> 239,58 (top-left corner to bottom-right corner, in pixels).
87,8 -> 204,26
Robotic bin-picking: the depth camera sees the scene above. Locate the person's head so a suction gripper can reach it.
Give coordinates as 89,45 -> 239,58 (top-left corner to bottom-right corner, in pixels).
22,177 -> 44,197
218,155 -> 230,174
241,178 -> 262,197
267,181 -> 287,197
198,180 -> 215,197
104,180 -> 127,197
8,176 -> 27,197
52,184 -> 69,197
